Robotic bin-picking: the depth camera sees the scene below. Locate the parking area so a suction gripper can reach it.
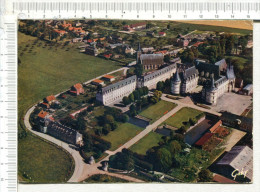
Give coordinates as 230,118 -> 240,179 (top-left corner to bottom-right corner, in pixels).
211,92 -> 252,115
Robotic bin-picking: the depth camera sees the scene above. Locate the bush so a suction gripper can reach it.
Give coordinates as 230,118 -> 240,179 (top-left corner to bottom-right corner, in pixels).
133,157 -> 153,171
92,135 -> 111,150
121,114 -> 129,123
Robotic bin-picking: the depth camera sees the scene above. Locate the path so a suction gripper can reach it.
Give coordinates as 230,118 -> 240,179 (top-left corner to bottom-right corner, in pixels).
161,94 -> 221,116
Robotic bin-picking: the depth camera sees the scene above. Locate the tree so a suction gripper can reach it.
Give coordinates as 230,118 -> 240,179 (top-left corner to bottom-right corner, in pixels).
137,88 -> 144,96
153,90 -> 162,100
154,147 -> 172,172
198,169 -> 213,182
121,114 -> 129,123
105,115 -> 114,124
164,54 -> 171,63
142,86 -> 149,95
103,124 -> 111,135
133,90 -> 140,101
122,96 -> 130,106
128,93 -> 135,103
76,113 -> 86,131
129,104 -> 137,117
168,140 -> 182,155
156,81 -> 164,91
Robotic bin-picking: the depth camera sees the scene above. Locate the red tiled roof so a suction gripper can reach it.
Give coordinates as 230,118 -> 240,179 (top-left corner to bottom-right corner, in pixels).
53,29 -> 66,34
92,79 -> 104,84
210,120 -> 222,133
159,32 -> 166,35
38,110 -> 48,119
74,83 -> 83,90
195,133 -> 214,146
213,174 -> 237,183
46,95 -> 56,102
193,41 -> 204,47
130,22 -> 146,28
103,74 -> 115,79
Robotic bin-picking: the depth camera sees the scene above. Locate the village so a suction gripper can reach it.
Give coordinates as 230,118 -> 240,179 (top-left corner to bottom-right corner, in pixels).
19,20 -> 253,183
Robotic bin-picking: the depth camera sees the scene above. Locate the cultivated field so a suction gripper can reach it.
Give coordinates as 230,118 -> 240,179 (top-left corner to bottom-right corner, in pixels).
164,107 -> 203,129
177,20 -> 253,30
139,100 -> 177,123
130,132 -> 162,155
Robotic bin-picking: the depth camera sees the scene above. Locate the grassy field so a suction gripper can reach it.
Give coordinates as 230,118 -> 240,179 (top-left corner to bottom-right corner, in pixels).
102,123 -> 143,151
84,174 -> 128,183
18,133 -> 74,183
139,100 -> 177,123
164,107 -> 203,129
18,32 -> 123,182
130,132 -> 162,155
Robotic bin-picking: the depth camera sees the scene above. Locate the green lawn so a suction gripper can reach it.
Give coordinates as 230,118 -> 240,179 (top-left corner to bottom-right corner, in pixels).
102,123 -> 143,151
84,174 -> 128,183
130,132 -> 162,155
139,100 -> 177,123
18,133 -> 74,183
18,32 -> 123,182
164,107 -> 203,129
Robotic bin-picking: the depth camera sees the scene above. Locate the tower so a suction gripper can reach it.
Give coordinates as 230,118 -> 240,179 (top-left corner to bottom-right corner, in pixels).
136,42 -> 142,64
206,77 -> 217,105
171,70 -> 181,95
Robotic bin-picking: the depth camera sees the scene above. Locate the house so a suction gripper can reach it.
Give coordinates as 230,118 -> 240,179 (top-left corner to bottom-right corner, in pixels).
45,121 -> 83,146
44,95 -> 56,105
123,22 -> 146,31
154,50 -> 168,56
146,31 -> 155,37
195,132 -> 214,147
71,37 -> 83,43
38,110 -> 54,124
41,102 -> 50,109
53,29 -> 67,36
125,46 -> 135,55
241,84 -> 253,96
91,79 -> 105,86
158,32 -> 166,37
70,83 -> 84,96
192,41 -> 204,47
216,146 -> 253,182
220,111 -> 252,133
103,53 -> 112,59
102,75 -> 115,82
85,44 -> 99,56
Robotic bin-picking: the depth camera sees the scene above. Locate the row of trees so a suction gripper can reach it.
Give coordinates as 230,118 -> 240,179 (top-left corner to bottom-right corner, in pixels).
122,86 -> 149,106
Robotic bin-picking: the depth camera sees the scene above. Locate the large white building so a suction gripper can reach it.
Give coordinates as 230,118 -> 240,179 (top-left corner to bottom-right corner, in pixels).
171,66 -> 199,95
96,76 -> 137,105
202,65 -> 236,105
97,63 -> 177,105
137,63 -> 176,89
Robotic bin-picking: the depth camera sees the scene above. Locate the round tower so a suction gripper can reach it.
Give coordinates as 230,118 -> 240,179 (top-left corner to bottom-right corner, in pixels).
171,70 -> 181,95
206,77 -> 217,105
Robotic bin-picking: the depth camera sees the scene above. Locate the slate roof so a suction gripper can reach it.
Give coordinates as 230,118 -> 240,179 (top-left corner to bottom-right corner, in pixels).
217,146 -> 253,181
142,64 -> 176,82
140,53 -> 164,61
215,59 -> 227,67
172,70 -> 181,82
179,66 -> 198,80
101,75 -> 137,93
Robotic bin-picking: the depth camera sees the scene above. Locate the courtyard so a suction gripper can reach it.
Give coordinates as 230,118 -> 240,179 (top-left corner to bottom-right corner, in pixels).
210,92 -> 252,115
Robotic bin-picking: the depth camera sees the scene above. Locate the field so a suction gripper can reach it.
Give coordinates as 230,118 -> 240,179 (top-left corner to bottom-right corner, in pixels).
18,133 -> 74,183
130,132 -> 162,155
177,20 -> 253,30
18,32 -> 122,182
84,174 -> 128,183
164,107 -> 203,129
139,100 -> 177,123
101,123 -> 143,151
